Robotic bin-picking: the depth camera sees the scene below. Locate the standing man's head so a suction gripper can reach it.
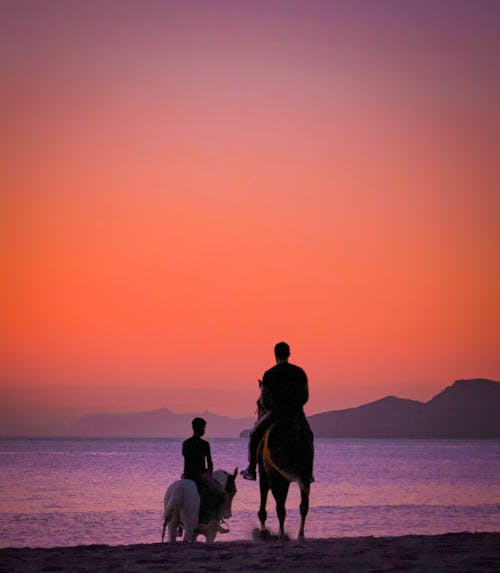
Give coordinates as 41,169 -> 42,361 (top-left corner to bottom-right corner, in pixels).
274,341 -> 290,363
192,417 -> 207,437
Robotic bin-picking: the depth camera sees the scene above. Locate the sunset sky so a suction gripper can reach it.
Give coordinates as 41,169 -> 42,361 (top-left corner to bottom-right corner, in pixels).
1,1 -> 499,431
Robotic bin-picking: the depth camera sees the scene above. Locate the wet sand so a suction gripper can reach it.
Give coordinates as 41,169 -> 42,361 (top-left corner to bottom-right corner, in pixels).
1,532 -> 499,572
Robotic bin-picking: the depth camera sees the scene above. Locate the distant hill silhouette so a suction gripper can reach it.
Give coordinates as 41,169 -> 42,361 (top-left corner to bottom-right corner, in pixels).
308,379 -> 500,438
59,409 -> 254,438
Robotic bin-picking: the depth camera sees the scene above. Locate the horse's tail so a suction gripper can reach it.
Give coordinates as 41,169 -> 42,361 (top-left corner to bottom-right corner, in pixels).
161,487 -> 176,542
262,427 -> 300,484
262,418 -> 314,488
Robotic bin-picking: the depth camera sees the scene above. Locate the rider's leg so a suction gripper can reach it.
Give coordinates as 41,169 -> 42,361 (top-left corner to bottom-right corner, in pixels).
300,415 -> 316,482
241,413 -> 272,480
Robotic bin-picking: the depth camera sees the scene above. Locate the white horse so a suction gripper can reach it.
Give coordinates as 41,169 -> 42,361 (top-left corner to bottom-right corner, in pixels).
162,469 -> 237,543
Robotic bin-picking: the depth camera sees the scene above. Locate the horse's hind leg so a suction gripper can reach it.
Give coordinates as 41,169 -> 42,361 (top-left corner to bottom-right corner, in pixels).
273,481 -> 290,541
298,482 -> 310,541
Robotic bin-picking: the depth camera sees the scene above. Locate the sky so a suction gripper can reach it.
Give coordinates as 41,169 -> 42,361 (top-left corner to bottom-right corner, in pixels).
1,0 -> 499,432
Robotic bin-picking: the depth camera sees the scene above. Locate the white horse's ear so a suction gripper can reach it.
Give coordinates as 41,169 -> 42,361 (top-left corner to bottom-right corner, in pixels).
233,467 -> 238,479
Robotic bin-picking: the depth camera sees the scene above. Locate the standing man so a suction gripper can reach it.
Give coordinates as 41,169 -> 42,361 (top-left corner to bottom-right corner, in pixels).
182,417 -> 225,499
241,341 -> 312,480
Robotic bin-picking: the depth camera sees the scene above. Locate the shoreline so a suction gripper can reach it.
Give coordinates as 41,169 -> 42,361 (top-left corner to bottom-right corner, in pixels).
1,532 -> 499,572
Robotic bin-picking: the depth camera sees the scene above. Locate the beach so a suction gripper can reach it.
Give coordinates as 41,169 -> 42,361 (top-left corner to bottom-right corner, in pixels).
1,532 -> 499,572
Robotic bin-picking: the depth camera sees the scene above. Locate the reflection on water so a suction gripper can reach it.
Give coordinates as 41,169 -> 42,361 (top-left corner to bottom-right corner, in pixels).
1,438 -> 499,547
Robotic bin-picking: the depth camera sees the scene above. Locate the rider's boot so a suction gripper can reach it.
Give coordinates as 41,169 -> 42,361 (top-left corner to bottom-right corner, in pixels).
240,465 -> 257,481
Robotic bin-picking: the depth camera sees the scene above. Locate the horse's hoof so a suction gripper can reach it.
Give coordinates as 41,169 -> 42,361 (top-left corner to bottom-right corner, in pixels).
252,527 -> 277,541
279,533 -> 290,543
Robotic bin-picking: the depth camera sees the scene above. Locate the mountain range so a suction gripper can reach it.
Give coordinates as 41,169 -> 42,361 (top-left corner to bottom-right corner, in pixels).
47,409 -> 255,439
4,378 -> 499,438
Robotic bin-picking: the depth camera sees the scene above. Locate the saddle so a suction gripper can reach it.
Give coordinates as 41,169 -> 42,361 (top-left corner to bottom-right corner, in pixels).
267,415 -> 313,448
196,482 -> 227,528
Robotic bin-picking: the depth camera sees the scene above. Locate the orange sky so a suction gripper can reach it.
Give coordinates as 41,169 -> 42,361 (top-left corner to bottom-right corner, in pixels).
1,1 -> 499,430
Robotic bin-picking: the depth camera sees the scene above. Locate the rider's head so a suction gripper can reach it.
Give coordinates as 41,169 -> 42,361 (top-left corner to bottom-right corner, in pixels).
274,341 -> 290,363
192,417 -> 207,437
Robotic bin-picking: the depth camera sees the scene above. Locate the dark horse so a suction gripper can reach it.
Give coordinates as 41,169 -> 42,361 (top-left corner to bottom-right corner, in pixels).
257,417 -> 314,540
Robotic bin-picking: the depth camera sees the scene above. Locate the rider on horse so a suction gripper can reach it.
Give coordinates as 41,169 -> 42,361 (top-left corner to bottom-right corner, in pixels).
241,341 -> 313,481
182,417 -> 225,520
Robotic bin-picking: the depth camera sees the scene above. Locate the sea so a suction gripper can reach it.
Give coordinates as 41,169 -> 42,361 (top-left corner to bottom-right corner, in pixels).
1,437 -> 499,548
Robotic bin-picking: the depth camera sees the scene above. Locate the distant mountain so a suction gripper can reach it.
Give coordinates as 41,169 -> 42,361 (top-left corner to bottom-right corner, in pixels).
309,395 -> 425,438
57,409 -> 255,438
309,379 -> 500,438
423,379 -> 500,438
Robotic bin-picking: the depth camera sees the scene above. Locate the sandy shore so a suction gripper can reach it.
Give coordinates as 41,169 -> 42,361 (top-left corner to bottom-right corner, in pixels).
1,532 -> 499,572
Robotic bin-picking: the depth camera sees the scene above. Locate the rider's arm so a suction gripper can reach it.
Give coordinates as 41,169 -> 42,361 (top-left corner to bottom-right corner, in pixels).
301,371 -> 309,406
261,371 -> 274,411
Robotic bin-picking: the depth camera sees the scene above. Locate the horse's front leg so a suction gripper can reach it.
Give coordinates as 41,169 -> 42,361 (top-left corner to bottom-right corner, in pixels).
298,482 -> 310,541
258,470 -> 270,533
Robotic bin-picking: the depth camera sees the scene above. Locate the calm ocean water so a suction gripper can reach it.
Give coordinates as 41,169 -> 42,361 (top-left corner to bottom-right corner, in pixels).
0,437 -> 499,547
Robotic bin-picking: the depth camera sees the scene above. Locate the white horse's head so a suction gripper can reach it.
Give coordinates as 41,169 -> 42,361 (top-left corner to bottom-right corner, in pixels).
213,468 -> 238,519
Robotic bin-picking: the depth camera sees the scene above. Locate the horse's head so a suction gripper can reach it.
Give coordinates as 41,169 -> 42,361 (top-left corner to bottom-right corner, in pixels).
213,468 -> 238,519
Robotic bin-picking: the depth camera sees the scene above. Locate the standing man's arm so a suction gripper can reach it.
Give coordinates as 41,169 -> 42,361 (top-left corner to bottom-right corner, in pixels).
206,442 -> 214,474
181,441 -> 187,477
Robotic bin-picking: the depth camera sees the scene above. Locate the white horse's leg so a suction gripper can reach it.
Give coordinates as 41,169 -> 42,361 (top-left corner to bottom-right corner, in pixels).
168,521 -> 177,542
162,489 -> 174,542
180,508 -> 195,542
168,511 -> 179,542
181,484 -> 200,543
204,522 -> 219,543
163,482 -> 185,543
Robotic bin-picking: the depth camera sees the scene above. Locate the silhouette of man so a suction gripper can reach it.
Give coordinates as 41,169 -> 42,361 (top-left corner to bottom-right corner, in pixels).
182,417 -> 224,500
241,341 -> 313,480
